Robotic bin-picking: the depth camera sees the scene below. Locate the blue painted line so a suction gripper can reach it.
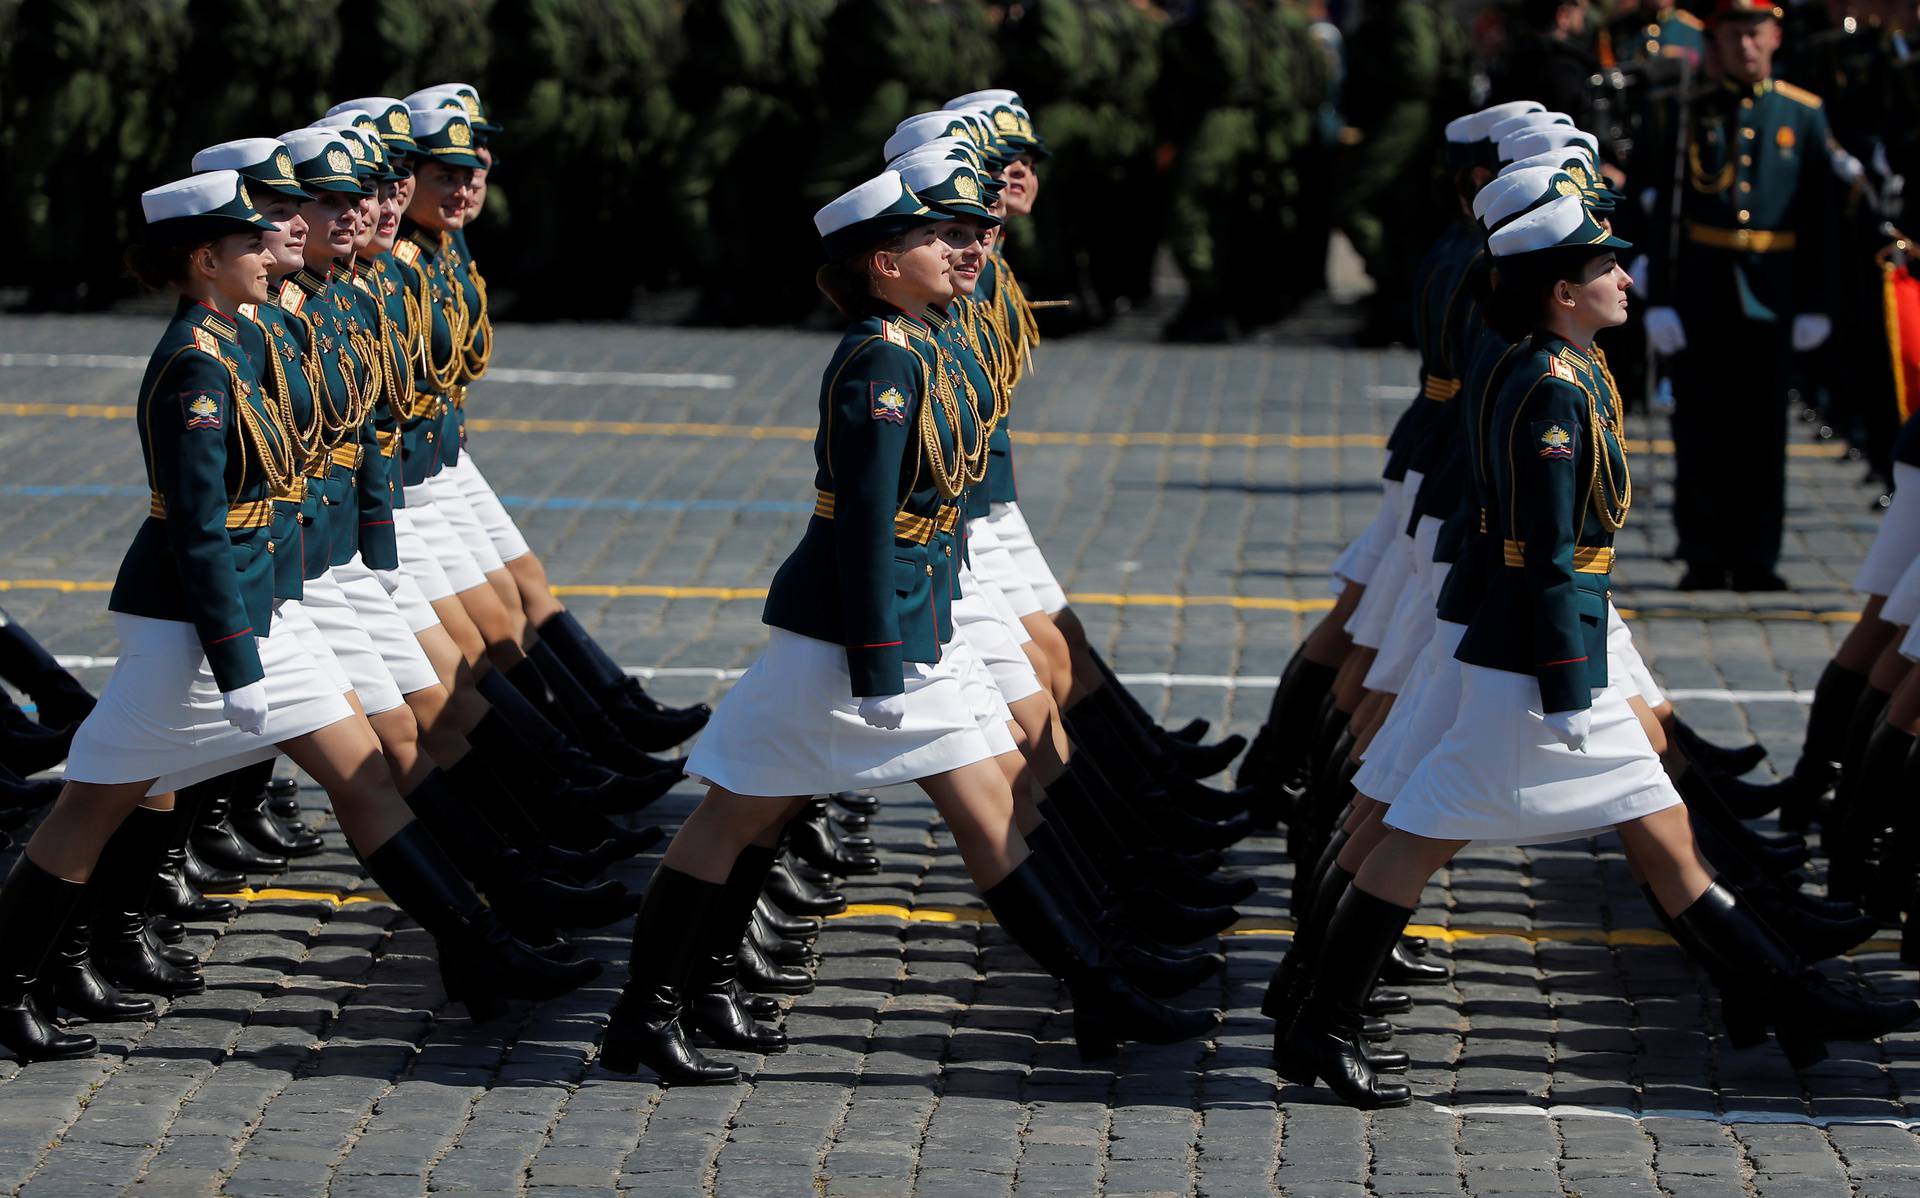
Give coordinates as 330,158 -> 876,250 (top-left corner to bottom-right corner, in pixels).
0,484 -> 809,515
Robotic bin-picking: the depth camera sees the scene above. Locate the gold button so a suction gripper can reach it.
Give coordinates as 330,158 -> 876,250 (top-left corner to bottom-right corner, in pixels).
1740,98 -> 1753,109
1737,209 -> 1751,223
1741,127 -> 1755,140
924,563 -> 934,576
944,544 -> 952,556
267,542 -> 276,554
1740,154 -> 1752,165
1739,181 -> 1752,192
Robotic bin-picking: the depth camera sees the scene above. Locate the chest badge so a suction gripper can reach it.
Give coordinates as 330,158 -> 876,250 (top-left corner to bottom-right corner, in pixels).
1776,125 -> 1796,151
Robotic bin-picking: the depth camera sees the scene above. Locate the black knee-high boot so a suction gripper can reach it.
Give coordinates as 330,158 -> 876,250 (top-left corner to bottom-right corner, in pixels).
982,857 -> 1222,1061
525,640 -> 688,784
403,765 -> 642,931
1026,821 -> 1225,996
1276,886 -> 1416,1108
1666,717 -> 1767,778
463,707 -> 662,857
191,768 -> 288,875
1764,662 -> 1873,827
0,856 -> 97,1062
151,785 -> 240,923
1869,737 -> 1920,923
227,758 -> 323,858
1825,686 -> 1893,831
1262,863 -> 1409,1076
91,806 -> 205,998
601,865 -> 742,1083
682,846 -> 787,1053
535,609 -> 710,747
362,823 -> 601,1019
1666,880 -> 1920,1068
1828,721 -> 1916,901
1242,644 -> 1341,826
1064,686 -> 1255,823
1084,648 -> 1245,777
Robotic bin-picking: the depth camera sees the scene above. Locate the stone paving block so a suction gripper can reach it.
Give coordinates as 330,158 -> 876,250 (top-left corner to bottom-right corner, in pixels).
2,318 -> 1917,1193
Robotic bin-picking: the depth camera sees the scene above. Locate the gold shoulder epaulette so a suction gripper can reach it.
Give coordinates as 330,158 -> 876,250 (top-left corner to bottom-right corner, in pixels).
351,273 -> 377,297
1548,357 -> 1578,383
1773,80 -> 1824,109
394,240 -> 421,268
277,279 -> 305,314
236,302 -> 258,323
1673,10 -> 1704,29
191,328 -> 220,357
883,319 -> 911,348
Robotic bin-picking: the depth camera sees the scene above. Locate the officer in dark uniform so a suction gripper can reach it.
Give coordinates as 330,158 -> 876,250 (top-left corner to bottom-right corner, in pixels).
1643,0 -> 1839,590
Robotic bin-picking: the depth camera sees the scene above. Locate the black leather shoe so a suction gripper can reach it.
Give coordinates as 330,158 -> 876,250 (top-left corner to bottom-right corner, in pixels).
789,806 -> 880,876
736,932 -> 815,995
180,843 -> 244,893
763,857 -> 846,917
147,915 -> 184,946
832,791 -> 880,816
748,913 -> 814,967
1363,989 -> 1412,1016
1670,719 -> 1768,778
43,914 -> 155,1023
1677,566 -> 1730,591
192,792 -> 288,875
755,897 -> 820,940
1171,718 -> 1210,743
229,788 -> 324,858
1378,940 -> 1448,985
153,854 -> 238,923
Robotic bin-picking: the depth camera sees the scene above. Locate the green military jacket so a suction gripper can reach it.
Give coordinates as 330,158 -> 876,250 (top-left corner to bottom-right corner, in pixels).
763,308 -> 971,697
346,265 -> 401,570
976,251 -> 1037,505
444,233 -> 492,468
1393,219 -> 1484,485
237,282 -> 323,601
288,267 -> 386,574
1435,331 -> 1533,623
110,299 -> 291,692
392,224 -> 460,488
1647,77 -> 1838,322
944,298 -> 1003,526
356,250 -> 412,514
1454,337 -> 1630,714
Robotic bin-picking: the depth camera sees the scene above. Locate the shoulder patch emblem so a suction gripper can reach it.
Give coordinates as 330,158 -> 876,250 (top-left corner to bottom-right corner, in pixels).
883,320 -> 910,349
181,391 -> 223,432
394,240 -> 420,268
192,328 -> 219,357
1535,421 -> 1574,461
1549,356 -> 1578,383
871,382 -> 908,424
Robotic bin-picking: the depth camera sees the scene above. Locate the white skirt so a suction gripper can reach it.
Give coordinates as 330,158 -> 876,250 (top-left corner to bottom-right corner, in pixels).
982,502 -> 1067,614
393,504 -> 458,602
1856,462 -> 1920,597
1385,664 -> 1681,846
1605,604 -> 1665,708
1900,616 -> 1920,664
447,454 -> 533,563
954,565 -> 1043,704
399,484 -> 490,594
1883,554 -> 1920,627
1363,515 -> 1444,693
1353,620 -> 1467,805
296,569 -> 407,715
329,556 -> 443,690
684,628 -> 1000,796
427,467 -> 509,575
1330,477 -> 1400,592
968,518 -> 1043,620
65,609 -> 353,790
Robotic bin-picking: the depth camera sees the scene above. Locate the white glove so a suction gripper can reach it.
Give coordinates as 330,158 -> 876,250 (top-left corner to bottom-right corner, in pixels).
221,680 -> 270,736
373,568 -> 403,595
857,693 -> 908,730
1792,313 -> 1832,352
1543,709 -> 1592,753
1645,307 -> 1687,356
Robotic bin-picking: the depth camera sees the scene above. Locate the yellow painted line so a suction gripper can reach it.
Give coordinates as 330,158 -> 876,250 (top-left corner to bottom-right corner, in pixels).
0,401 -> 1852,457
1617,606 -> 1861,624
552,583 -> 773,602
0,579 -> 112,594
184,890 -> 1910,956
206,886 -> 385,908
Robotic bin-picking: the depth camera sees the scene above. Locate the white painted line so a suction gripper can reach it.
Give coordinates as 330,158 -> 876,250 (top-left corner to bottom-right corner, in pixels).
0,354 -> 734,391
1365,385 -> 1420,400
1430,1102 -> 1920,1129
482,367 -> 735,390
1664,688 -> 1813,705
50,654 -> 1821,706
0,352 -> 147,370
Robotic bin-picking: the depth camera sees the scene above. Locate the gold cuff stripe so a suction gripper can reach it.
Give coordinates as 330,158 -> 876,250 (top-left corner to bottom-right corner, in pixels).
1502,540 -> 1614,573
813,490 -> 960,545
1686,225 -> 1797,253
149,494 -> 273,529
1424,376 -> 1462,401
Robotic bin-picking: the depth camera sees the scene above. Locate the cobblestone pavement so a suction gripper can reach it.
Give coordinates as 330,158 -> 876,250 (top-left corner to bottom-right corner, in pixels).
0,314 -> 1917,1196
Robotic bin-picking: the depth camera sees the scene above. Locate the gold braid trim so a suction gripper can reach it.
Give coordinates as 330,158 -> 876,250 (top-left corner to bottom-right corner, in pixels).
995,257 -> 1041,389
460,262 -> 493,384
223,352 -> 296,499
259,310 -> 323,479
